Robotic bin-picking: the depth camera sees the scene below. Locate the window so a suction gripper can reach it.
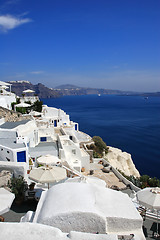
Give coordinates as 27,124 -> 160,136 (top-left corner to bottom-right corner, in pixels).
40,137 -> 47,142
72,149 -> 76,155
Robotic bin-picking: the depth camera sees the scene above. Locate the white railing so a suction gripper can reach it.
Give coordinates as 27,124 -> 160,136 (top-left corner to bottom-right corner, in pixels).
62,165 -> 84,178
101,158 -> 141,192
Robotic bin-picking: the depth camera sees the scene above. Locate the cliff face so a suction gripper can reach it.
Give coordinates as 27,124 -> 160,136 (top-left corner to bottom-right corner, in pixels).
104,146 -> 140,178
8,82 -> 61,99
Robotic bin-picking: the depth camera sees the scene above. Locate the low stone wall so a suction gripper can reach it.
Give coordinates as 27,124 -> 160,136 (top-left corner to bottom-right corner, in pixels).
102,158 -> 140,192
0,161 -> 28,180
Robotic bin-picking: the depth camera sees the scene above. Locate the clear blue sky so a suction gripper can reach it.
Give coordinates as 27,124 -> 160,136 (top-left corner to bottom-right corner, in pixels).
0,0 -> 159,92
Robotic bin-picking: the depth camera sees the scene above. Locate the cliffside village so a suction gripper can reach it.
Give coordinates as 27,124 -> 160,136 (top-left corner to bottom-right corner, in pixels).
0,80 -> 159,240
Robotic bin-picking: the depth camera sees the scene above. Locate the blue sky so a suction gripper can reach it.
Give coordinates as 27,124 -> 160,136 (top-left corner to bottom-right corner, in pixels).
0,0 -> 159,92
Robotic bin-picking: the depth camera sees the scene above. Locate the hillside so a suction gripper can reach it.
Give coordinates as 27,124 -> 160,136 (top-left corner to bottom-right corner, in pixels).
8,81 -> 61,99
8,81 -> 160,98
55,84 -> 80,89
54,84 -> 135,96
0,106 -> 31,122
8,82 -> 133,98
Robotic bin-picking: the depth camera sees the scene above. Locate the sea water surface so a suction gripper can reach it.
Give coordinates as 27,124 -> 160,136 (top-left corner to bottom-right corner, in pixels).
42,95 -> 160,179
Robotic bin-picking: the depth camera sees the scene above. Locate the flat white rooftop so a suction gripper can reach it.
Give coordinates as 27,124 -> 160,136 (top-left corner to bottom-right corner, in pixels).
0,120 -> 30,129
0,138 -> 25,149
29,142 -> 58,158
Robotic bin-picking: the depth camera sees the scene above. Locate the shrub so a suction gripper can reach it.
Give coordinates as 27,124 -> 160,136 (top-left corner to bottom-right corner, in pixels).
93,136 -> 108,155
11,102 -> 16,110
140,175 -> 160,188
32,100 -> 43,112
118,171 -> 160,189
16,107 -> 26,114
87,136 -> 108,158
8,176 -> 26,199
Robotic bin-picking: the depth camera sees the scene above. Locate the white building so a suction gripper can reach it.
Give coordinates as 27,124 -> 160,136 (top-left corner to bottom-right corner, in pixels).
0,126 -> 29,178
0,81 -> 16,110
0,222 -> 121,240
42,105 -> 78,130
22,182 -> 145,239
35,105 -> 90,172
0,126 -> 29,165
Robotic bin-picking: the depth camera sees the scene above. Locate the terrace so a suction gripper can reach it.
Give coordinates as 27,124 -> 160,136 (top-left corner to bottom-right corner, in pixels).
0,168 -> 159,239
29,141 -> 58,159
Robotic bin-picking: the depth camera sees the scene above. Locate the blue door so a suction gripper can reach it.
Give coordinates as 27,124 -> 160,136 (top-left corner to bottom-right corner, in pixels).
17,151 -> 26,162
54,120 -> 57,127
75,124 -> 78,131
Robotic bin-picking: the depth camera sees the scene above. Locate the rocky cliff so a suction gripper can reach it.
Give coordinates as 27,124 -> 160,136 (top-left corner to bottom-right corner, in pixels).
8,82 -> 61,98
0,106 -> 31,122
104,146 -> 140,178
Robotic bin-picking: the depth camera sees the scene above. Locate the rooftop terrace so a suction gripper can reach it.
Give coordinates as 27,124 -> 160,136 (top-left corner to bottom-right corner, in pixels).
1,188 -> 158,239
29,142 -> 58,158
0,120 -> 30,129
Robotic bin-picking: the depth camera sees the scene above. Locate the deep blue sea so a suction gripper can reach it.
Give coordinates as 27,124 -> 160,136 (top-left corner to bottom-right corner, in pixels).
42,95 -> 160,179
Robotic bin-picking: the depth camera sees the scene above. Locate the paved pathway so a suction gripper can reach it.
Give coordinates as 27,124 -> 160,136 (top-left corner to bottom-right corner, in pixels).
2,200 -> 37,222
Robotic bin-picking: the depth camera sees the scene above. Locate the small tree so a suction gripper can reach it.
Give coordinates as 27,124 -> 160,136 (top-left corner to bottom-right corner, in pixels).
87,136 -> 108,158
8,176 -> 26,200
11,102 -> 16,110
148,177 -> 160,187
11,98 -> 21,110
92,136 -> 108,155
16,107 -> 26,114
16,98 -> 20,104
32,100 -> 43,112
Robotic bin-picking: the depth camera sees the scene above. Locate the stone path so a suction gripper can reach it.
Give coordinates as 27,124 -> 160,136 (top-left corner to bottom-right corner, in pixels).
2,200 -> 38,222
83,169 -> 126,189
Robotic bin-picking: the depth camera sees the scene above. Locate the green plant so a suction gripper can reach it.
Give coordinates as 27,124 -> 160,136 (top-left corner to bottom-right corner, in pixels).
140,175 -> 160,188
117,170 -> 160,189
32,100 -> 43,112
88,136 -> 109,158
8,176 -> 26,200
11,102 -> 16,110
16,98 -> 20,104
38,164 -> 43,167
16,107 -> 26,114
11,98 -> 21,110
92,136 -> 108,153
93,151 -> 102,158
29,158 -> 33,165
